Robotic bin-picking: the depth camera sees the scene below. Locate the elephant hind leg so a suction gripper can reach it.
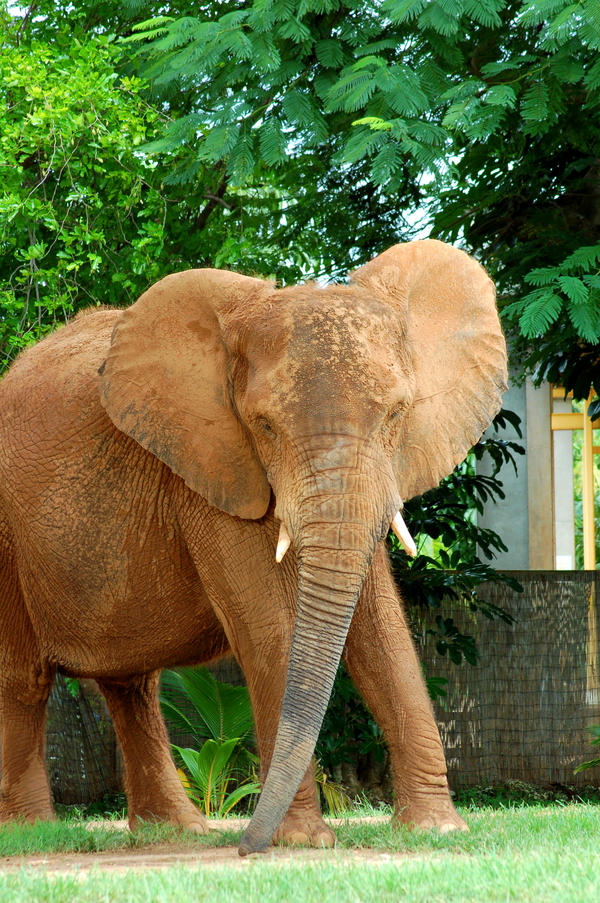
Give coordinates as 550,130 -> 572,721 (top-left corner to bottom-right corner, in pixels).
0,554 -> 55,822
97,672 -> 208,834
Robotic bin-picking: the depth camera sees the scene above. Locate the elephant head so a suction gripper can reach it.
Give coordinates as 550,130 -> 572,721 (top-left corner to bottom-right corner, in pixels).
99,239 -> 507,853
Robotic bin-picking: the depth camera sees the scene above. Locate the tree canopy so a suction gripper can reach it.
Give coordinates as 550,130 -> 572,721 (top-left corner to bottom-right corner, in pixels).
6,2 -> 600,384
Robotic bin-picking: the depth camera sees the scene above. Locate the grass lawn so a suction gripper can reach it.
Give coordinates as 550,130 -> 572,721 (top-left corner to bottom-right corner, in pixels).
1,804 -> 599,902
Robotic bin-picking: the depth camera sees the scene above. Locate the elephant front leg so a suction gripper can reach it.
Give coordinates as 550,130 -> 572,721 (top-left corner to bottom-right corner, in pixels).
239,658 -> 335,847
214,590 -> 335,847
98,671 -> 208,834
343,546 -> 467,833
270,759 -> 335,848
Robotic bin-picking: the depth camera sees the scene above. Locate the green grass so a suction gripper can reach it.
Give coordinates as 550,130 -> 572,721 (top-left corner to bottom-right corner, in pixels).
1,805 -> 600,902
0,817 -> 240,857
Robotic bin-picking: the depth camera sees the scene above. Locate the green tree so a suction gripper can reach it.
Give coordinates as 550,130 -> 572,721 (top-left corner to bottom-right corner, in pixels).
0,30 -> 168,366
111,2 -> 600,372
9,3 -> 600,348
424,1 -> 600,404
0,13 -> 283,368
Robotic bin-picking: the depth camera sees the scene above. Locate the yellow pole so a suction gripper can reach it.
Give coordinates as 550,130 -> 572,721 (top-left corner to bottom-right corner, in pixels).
583,392 -> 596,569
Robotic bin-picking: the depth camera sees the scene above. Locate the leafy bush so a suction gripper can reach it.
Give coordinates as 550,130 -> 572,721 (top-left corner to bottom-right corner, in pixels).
574,725 -> 600,775
455,780 -> 600,808
172,740 -> 260,818
160,668 -> 259,816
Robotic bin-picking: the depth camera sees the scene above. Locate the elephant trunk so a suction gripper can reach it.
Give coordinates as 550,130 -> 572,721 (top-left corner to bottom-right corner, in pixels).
239,480 -> 393,855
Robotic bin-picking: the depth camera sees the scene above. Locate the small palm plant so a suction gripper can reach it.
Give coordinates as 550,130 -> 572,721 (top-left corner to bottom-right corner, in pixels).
160,667 -> 260,817
574,725 -> 600,774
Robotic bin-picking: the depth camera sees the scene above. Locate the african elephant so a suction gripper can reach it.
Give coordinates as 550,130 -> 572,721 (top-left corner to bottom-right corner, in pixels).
0,239 -> 506,854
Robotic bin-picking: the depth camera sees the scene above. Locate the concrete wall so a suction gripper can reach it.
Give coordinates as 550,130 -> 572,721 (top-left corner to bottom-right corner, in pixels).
477,377 -> 555,569
477,379 -> 530,569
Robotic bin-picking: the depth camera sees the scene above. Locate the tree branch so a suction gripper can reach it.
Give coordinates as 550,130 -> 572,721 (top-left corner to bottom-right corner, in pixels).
195,172 -> 229,232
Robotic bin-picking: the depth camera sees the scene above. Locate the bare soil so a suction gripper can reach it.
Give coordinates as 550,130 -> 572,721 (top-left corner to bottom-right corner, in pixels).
1,817 -> 422,875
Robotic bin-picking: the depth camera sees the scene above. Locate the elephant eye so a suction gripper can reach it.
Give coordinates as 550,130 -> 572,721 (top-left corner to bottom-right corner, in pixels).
389,404 -> 406,422
258,417 -> 276,438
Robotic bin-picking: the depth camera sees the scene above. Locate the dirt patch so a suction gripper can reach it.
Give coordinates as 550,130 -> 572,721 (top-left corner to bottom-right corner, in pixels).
1,818 -> 422,875
2,845 -> 417,875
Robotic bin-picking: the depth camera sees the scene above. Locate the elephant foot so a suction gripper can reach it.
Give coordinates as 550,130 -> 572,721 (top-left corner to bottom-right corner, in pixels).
128,803 -> 210,835
394,795 -> 468,834
273,809 -> 336,848
0,795 -> 55,824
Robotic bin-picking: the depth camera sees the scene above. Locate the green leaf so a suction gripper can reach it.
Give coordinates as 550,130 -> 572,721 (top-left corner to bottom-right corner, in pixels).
327,70 -> 377,112
515,289 -> 563,337
574,757 -> 600,774
355,38 -> 402,57
442,100 -> 471,128
417,2 -> 462,35
485,85 -> 517,109
568,302 -> 600,342
258,119 -> 288,166
548,49 -> 585,83
524,266 -> 561,286
462,0 -> 503,28
406,120 -> 448,146
341,126 -> 384,164
581,17 -> 600,50
173,739 -> 259,817
379,66 -> 429,115
297,0 -> 342,12
276,16 -> 313,43
521,81 -> 550,121
199,124 -> 238,163
220,780 -> 262,816
131,15 -> 175,33
382,0 -> 428,23
352,116 -> 393,131
370,140 -> 402,184
562,244 -> 600,272
557,275 -> 589,305
546,3 -> 579,41
159,699 -> 197,739
315,38 -> 345,68
585,57 -> 600,89
352,55 -> 388,72
282,88 -> 317,125
462,103 -> 505,140
161,668 -> 254,745
252,34 -> 282,71
517,0 -> 568,27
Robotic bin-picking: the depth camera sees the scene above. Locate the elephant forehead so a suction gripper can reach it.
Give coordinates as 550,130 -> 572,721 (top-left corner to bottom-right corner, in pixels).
292,310 -> 401,383
245,294 -> 411,412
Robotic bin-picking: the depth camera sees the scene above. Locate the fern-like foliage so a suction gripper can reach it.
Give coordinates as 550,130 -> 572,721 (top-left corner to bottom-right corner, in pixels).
506,243 -> 600,343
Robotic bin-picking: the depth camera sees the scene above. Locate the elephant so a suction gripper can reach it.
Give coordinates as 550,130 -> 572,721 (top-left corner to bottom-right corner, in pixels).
0,239 -> 507,854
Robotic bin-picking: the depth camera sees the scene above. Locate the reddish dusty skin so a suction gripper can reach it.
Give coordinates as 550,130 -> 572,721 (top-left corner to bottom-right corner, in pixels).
0,240 -> 507,851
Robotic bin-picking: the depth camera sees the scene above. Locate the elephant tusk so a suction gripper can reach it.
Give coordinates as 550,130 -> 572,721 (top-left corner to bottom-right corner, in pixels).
391,510 -> 417,558
276,522 -> 291,563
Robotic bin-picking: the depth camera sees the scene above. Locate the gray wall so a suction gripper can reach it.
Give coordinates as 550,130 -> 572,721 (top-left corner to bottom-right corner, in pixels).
477,378 -> 530,569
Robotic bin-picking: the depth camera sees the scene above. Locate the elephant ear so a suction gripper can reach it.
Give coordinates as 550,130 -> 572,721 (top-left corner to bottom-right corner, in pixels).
99,268 -> 272,519
351,239 -> 507,500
